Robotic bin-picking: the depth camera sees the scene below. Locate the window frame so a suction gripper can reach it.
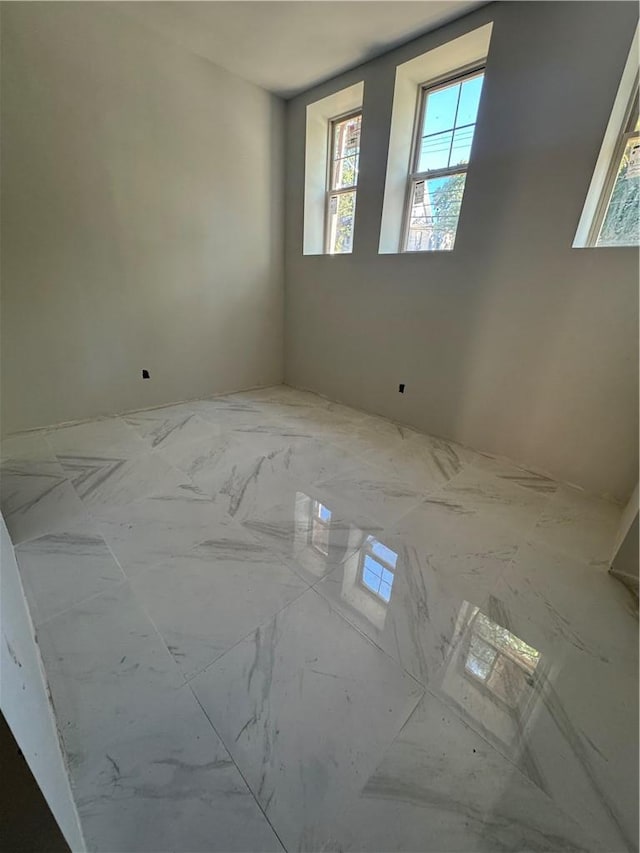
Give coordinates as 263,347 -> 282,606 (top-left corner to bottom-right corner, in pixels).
587,79 -> 639,247
324,108 -> 362,255
401,62 -> 485,253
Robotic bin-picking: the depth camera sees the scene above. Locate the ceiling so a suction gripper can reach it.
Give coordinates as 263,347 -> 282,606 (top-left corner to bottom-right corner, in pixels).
120,1 -> 484,98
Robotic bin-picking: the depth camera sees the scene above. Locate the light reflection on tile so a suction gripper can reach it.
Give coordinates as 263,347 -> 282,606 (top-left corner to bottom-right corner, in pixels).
328,692 -> 598,853
241,488 -> 383,584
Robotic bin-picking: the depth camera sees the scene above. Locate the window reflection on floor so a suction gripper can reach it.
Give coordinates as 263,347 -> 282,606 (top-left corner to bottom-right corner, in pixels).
437,600 -> 545,762
463,610 -> 540,710
309,499 -> 332,556
359,537 -> 397,603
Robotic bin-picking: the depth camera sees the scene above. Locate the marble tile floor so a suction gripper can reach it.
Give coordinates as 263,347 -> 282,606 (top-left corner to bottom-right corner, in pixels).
0,386 -> 637,853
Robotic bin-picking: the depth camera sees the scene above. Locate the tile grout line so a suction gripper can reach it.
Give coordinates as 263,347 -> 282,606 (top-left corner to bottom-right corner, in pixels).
188,685 -> 290,853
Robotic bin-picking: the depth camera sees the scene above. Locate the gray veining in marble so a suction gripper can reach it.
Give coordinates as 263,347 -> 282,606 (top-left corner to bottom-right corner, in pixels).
190,588 -> 424,852
95,483 -> 230,576
15,520 -> 125,625
327,693 -> 598,853
123,405 -> 218,453
2,385 -> 636,853
130,524 -> 308,677
0,458 -> 89,544
58,450 -> 184,514
36,582 -> 283,852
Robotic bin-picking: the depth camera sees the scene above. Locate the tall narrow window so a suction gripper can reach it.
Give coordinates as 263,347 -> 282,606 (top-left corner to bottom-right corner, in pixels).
403,67 -> 484,252
325,111 -> 362,254
590,84 -> 639,247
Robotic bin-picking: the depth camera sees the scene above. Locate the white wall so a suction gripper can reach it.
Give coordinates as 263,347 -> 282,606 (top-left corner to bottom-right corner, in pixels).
610,484 -> 639,593
1,2 -> 284,435
284,1 -> 639,502
0,515 -> 84,851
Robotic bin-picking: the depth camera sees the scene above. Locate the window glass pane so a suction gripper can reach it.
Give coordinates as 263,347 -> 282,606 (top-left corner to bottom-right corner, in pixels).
381,568 -> 394,585
406,174 -> 466,251
363,567 -> 381,593
470,634 -> 497,665
596,138 -> 640,247
417,130 -> 453,173
422,83 -> 460,136
466,654 -> 492,681
333,155 -> 359,190
363,554 -> 382,579
369,539 -> 398,567
362,552 -> 394,602
327,191 -> 356,254
456,74 -> 484,127
311,520 -> 329,555
331,114 -> 361,190
379,581 -> 393,603
449,125 -> 475,168
318,503 -> 332,522
417,73 -> 483,173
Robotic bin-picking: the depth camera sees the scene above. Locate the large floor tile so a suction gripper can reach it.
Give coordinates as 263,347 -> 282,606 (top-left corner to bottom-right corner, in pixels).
0,459 -> 89,545
265,435 -> 366,484
360,430 -> 466,492
440,463 -> 551,534
316,526 -> 508,688
190,588 -> 424,852
0,430 -> 56,463
95,482 -> 230,576
389,494 -> 521,601
75,686 -> 284,853
158,430 -> 291,517
36,583 -> 281,853
58,450 -> 184,514
531,484 -> 621,566
15,520 -> 124,625
122,406 -> 219,453
327,693 -> 598,852
240,485 -> 383,584
411,592 -> 638,852
46,417 -> 147,457
312,411 -> 418,456
495,540 -> 637,663
190,395 -> 283,430
131,524 -> 308,678
317,463 -> 429,528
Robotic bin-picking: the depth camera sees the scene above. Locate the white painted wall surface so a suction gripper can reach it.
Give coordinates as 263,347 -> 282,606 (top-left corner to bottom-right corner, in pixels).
284,1 -> 639,502
610,483 -> 639,591
0,516 -> 84,851
1,2 -> 284,435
